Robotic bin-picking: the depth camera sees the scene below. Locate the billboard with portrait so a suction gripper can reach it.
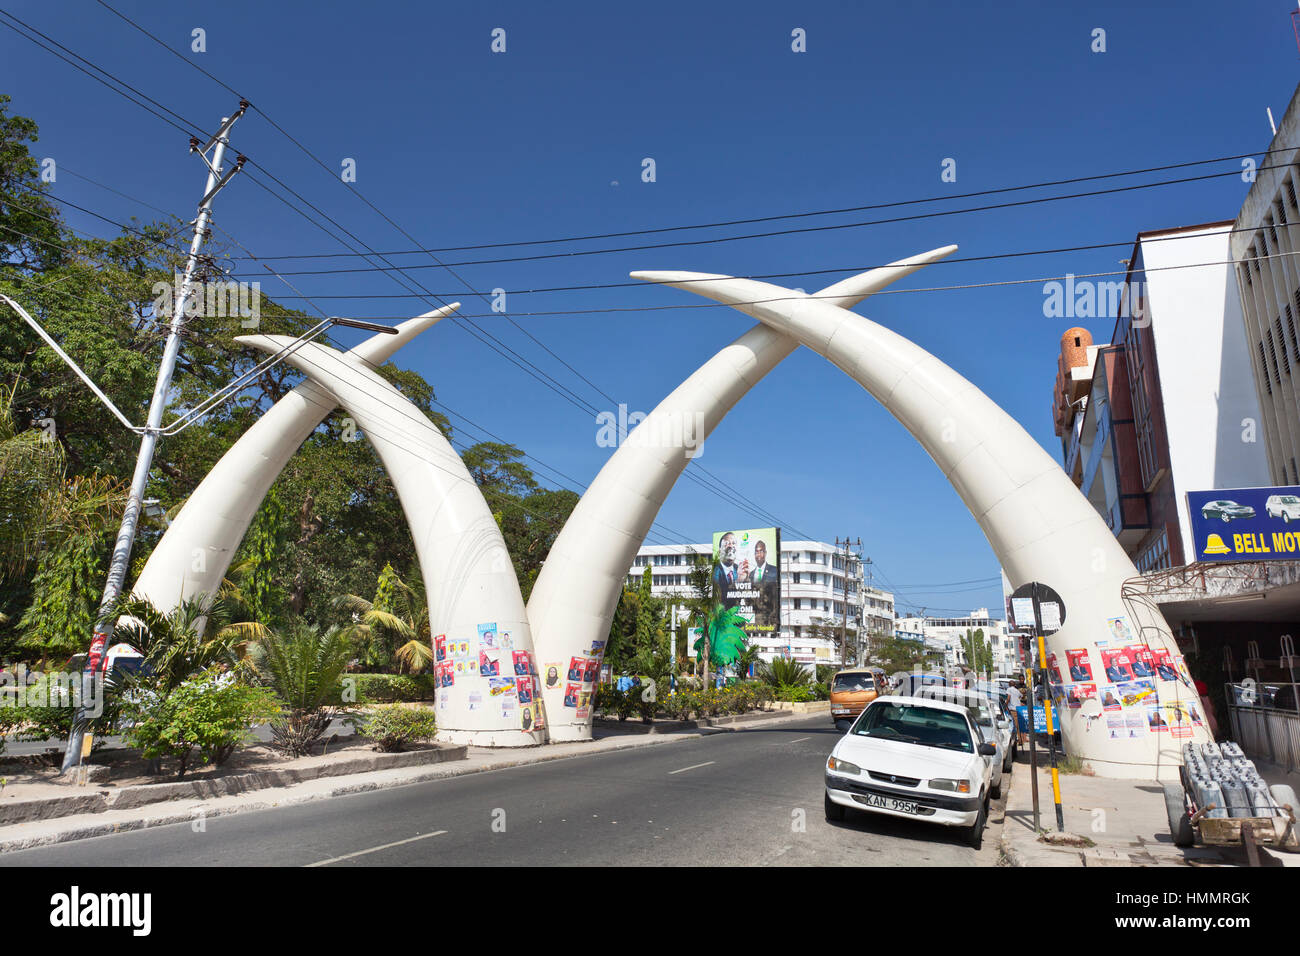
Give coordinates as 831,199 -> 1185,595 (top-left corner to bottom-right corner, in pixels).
712,527 -> 781,636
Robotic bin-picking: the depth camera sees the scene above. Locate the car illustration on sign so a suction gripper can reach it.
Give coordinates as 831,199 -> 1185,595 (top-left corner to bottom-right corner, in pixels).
1266,494 -> 1300,523
1200,500 -> 1256,522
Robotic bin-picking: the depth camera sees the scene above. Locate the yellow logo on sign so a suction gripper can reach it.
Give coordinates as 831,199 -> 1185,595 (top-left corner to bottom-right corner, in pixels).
1203,533 -> 1231,555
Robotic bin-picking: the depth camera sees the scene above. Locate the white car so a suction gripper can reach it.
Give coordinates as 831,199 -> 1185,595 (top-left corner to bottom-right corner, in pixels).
824,695 -> 997,848
1266,494 -> 1300,523
916,684 -> 1007,798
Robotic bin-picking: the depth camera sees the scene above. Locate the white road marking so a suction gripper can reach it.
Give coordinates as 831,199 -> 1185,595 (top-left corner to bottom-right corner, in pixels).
668,761 -> 716,775
305,830 -> 447,867
789,736 -> 811,743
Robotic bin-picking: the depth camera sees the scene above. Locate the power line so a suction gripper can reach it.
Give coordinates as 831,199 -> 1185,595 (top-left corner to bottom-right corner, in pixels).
215,163 -> 1287,278
68,6 -> 817,538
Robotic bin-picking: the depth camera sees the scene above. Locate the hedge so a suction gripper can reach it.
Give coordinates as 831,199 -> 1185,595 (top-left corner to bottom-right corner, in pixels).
348,673 -> 438,703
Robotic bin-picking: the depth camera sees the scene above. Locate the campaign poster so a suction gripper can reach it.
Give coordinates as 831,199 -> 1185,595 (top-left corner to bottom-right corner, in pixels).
521,701 -> 542,732
1106,714 -> 1125,739
1046,653 -> 1063,686
436,661 -> 454,688
1066,683 -> 1097,709
582,657 -> 599,685
543,662 -> 564,690
1124,710 -> 1145,738
568,656 -> 586,682
1101,648 -> 1136,683
1150,648 -> 1180,682
467,691 -> 483,712
590,640 -> 606,657
1161,701 -> 1196,738
1188,699 -> 1204,726
434,634 -> 447,663
563,682 -> 581,708
517,676 -> 534,705
712,527 -> 781,637
1128,645 -> 1157,679
489,677 -> 516,697
576,689 -> 592,719
498,630 -> 513,653
513,650 -> 533,677
1115,678 -> 1156,708
477,622 -> 498,648
1105,616 -> 1133,644
1145,703 -> 1170,733
479,648 -> 501,677
1099,685 -> 1123,712
451,638 -> 473,676
1065,649 -> 1093,682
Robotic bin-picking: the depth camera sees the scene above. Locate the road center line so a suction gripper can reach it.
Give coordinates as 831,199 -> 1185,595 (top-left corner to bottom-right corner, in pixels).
305,830 -> 448,867
668,761 -> 716,775
789,736 -> 811,743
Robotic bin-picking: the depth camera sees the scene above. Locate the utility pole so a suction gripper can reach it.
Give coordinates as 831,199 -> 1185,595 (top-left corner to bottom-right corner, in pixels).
834,536 -> 860,667
61,105 -> 249,773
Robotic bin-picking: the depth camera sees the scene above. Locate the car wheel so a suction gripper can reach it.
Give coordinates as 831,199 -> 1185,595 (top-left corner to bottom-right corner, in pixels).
824,791 -> 846,823
1003,748 -> 1014,773
1287,513 -> 1292,524
991,776 -> 1002,800
966,797 -> 988,850
1163,783 -> 1193,848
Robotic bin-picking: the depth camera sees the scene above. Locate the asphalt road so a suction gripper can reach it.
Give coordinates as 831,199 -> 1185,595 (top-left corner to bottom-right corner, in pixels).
0,715 -> 1008,866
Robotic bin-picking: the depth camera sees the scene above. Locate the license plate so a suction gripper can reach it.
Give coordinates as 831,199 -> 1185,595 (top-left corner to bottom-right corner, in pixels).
859,792 -> 920,815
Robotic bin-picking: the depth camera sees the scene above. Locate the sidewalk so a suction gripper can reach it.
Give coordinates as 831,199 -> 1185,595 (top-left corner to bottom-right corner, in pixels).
998,751 -> 1296,867
0,709 -> 815,854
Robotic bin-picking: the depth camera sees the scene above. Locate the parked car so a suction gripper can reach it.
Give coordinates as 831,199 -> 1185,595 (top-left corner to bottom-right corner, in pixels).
916,684 -> 1007,797
1200,500 -> 1255,522
829,667 -> 884,725
1266,494 -> 1300,523
894,673 -> 947,697
824,695 -> 997,848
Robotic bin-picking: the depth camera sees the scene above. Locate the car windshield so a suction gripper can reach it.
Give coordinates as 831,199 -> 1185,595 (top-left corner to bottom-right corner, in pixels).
833,674 -> 874,692
852,701 -> 974,753
1282,497 -> 1300,504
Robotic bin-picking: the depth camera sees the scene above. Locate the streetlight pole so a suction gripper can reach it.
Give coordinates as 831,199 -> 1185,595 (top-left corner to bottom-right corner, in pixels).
61,105 -> 248,773
834,536 -> 861,667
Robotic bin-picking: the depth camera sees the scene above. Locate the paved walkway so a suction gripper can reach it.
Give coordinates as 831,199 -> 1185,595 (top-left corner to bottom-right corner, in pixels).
1000,751 -> 1300,867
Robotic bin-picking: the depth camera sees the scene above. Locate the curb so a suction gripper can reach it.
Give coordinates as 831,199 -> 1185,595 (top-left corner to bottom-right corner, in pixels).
0,744 -> 467,826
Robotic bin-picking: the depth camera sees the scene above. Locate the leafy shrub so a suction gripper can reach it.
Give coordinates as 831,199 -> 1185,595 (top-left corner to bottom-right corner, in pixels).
251,623 -> 353,756
360,705 -> 438,753
775,684 -> 815,703
350,673 -> 436,703
121,668 -> 281,777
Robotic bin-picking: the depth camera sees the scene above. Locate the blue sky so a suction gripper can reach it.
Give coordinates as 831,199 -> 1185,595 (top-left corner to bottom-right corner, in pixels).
4,0 -> 1297,616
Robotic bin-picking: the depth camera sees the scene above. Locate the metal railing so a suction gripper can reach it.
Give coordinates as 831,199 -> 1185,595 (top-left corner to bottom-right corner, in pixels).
1227,680 -> 1300,772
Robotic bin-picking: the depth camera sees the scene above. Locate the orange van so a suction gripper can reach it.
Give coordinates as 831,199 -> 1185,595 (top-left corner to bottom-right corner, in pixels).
829,667 -> 885,724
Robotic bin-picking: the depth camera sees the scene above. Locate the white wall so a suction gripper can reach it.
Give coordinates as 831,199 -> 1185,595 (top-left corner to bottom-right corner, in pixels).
1141,228 -> 1272,563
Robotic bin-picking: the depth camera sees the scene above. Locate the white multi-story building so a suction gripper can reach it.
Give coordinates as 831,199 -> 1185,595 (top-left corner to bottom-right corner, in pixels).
890,608 -> 1018,678
627,539 -> 893,667
1233,81 -> 1300,485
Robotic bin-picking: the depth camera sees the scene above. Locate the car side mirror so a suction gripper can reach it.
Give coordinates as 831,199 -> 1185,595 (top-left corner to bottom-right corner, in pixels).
978,743 -> 997,756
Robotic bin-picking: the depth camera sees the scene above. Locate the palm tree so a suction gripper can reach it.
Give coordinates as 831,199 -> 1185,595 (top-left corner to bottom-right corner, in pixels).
757,655 -> 814,689
108,594 -> 267,692
337,564 -> 432,673
249,621 -> 353,756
